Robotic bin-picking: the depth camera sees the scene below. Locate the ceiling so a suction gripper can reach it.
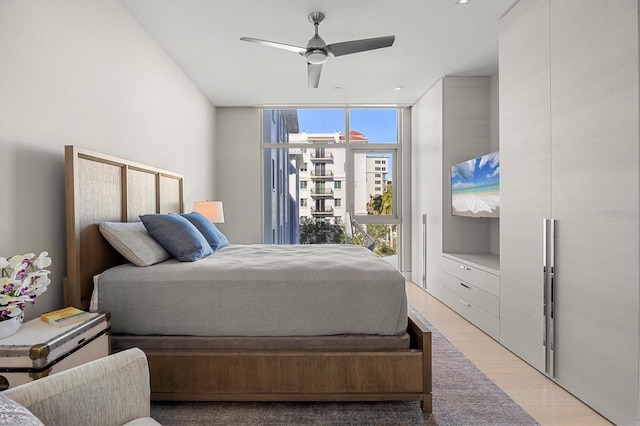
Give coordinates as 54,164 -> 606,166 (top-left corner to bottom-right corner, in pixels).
120,0 -> 518,107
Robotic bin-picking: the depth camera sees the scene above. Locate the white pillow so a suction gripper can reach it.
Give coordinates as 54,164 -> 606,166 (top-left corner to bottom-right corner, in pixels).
0,394 -> 44,426
99,221 -> 170,267
90,274 -> 100,312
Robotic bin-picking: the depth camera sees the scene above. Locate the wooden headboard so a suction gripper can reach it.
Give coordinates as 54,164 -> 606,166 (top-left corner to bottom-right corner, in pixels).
64,146 -> 184,310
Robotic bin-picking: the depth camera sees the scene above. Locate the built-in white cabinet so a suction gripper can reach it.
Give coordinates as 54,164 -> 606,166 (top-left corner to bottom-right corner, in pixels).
411,76 -> 500,338
440,254 -> 499,340
499,1 -> 639,424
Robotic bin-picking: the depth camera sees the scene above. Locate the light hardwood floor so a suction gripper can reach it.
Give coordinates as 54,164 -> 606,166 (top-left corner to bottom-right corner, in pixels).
406,281 -> 613,426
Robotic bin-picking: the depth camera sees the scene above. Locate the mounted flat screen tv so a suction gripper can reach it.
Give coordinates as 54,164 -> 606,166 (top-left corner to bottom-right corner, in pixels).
451,151 -> 500,218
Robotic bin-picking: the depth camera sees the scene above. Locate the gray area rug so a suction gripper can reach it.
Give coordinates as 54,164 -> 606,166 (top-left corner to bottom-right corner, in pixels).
150,306 -> 538,425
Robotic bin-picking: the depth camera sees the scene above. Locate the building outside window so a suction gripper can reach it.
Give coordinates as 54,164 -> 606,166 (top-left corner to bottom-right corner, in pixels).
262,108 -> 402,264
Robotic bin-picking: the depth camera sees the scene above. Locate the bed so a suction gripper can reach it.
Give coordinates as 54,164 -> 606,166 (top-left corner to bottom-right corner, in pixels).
64,145 -> 432,412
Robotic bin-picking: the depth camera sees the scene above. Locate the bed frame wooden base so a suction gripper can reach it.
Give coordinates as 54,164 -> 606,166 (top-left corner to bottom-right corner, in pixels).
64,146 -> 432,413
114,312 -> 431,412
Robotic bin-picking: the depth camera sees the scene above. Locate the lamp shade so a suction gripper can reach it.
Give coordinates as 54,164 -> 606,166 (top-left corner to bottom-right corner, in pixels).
193,201 -> 225,223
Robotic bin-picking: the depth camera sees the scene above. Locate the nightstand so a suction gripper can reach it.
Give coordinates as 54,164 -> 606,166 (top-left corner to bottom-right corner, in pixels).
0,311 -> 110,389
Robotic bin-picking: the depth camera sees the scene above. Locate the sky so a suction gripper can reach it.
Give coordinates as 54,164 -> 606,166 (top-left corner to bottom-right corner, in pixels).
296,109 -> 398,143
451,151 -> 500,189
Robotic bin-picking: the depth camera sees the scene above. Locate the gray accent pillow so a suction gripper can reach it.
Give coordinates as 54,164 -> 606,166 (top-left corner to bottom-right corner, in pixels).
139,214 -> 213,262
0,393 -> 44,426
99,222 -> 171,267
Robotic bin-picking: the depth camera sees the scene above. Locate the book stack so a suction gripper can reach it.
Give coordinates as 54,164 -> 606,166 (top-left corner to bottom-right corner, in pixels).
41,307 -> 91,328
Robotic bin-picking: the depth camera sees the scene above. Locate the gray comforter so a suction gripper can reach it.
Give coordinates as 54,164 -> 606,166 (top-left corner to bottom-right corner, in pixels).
98,244 -> 408,337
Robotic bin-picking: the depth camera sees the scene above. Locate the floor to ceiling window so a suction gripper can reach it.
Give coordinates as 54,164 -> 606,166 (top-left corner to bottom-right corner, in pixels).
262,108 -> 402,266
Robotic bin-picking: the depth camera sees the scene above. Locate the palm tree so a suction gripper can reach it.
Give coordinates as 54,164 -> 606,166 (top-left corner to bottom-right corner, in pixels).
381,185 -> 393,215
362,185 -> 396,256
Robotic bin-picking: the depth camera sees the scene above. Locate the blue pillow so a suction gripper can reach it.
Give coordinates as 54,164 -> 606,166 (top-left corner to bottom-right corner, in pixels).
139,214 -> 213,262
181,212 -> 229,251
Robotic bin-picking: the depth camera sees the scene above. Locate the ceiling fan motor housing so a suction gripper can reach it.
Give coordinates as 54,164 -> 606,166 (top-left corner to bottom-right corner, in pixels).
305,31 -> 328,64
306,49 -> 328,64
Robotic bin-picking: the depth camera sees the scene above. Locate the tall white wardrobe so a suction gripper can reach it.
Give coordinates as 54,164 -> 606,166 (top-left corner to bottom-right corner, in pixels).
499,1 -> 639,424
411,1 -> 639,424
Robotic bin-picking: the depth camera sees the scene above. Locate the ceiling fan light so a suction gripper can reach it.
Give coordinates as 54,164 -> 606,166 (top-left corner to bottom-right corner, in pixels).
306,49 -> 328,65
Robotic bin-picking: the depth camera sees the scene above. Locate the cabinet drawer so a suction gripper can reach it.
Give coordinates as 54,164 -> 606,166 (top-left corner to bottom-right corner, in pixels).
442,256 -> 499,296
442,272 -> 499,317
438,285 -> 499,340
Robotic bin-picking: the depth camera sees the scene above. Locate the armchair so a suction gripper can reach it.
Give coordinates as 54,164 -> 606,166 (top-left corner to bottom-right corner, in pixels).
1,348 -> 160,426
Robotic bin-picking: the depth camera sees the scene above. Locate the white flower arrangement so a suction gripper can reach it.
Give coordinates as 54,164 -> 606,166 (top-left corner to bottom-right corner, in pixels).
0,252 -> 51,321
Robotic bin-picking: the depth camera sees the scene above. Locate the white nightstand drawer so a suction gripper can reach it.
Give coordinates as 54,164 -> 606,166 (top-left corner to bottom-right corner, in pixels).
442,272 -> 499,317
442,256 -> 499,296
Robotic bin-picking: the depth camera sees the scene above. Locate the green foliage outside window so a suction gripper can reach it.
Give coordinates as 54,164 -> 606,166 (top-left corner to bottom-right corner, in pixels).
366,185 -> 393,215
299,217 -> 345,244
364,185 -> 397,256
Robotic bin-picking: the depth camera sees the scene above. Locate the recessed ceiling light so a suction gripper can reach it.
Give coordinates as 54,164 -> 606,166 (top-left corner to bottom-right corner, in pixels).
394,86 -> 404,91
455,0 -> 470,5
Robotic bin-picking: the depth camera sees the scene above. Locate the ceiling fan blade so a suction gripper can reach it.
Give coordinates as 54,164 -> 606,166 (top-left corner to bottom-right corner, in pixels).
308,63 -> 322,88
326,35 -> 395,57
240,37 -> 306,54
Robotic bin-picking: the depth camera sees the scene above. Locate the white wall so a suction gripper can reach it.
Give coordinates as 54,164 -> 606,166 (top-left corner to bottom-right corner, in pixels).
215,107 -> 262,244
442,76 -> 493,255
400,108 -> 413,276
0,0 -> 217,320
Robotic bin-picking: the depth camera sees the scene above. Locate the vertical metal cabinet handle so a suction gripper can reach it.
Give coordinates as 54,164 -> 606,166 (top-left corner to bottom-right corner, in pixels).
543,219 -> 548,349
542,218 -> 557,378
422,213 -> 427,287
549,219 -> 555,323
549,219 -> 556,378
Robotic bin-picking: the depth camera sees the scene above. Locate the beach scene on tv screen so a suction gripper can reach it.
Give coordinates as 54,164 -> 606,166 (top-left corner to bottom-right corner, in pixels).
451,151 -> 500,218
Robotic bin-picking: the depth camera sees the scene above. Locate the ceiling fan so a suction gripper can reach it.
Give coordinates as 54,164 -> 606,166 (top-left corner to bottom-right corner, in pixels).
240,12 -> 395,88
